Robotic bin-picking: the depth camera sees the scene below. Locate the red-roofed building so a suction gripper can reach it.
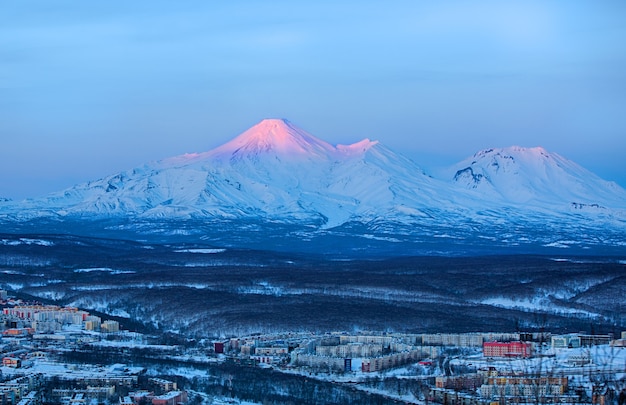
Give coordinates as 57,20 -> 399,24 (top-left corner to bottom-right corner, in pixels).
151,391 -> 187,405
483,341 -> 532,358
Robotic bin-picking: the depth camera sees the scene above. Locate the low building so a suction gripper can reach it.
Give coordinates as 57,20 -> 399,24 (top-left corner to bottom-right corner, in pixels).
214,341 -> 227,354
551,334 -> 581,349
579,334 -> 613,347
129,391 -> 153,404
151,391 -> 187,405
3,328 -> 33,337
70,393 -> 86,405
567,353 -> 592,366
3,357 -> 21,368
610,339 -> 626,347
251,355 -> 282,365
119,396 -> 134,405
15,390 -> 39,405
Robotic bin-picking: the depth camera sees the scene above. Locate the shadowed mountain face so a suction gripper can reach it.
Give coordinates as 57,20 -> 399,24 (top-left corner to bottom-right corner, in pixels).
0,119 -> 624,256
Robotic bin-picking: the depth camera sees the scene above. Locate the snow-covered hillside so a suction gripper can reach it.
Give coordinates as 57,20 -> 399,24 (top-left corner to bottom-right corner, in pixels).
0,119 -> 624,254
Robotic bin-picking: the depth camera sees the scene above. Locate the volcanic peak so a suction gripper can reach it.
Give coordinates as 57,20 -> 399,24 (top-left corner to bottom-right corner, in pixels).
211,118 -> 336,158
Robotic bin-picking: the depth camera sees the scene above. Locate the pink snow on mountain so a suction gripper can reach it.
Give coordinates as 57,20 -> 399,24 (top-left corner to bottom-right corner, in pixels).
211,119 -> 335,158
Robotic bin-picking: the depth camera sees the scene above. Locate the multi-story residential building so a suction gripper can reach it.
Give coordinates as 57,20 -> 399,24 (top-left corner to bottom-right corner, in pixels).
101,320 -> 120,333
255,346 -> 289,356
315,342 -> 383,358
339,335 -> 393,346
31,320 -> 61,333
292,353 -> 346,372
420,333 -> 518,347
436,375 -> 484,391
84,315 -> 102,331
149,378 -> 177,392
480,376 -> 568,401
483,341 -> 533,358
361,350 -> 421,372
4,305 -> 89,325
419,345 -> 441,359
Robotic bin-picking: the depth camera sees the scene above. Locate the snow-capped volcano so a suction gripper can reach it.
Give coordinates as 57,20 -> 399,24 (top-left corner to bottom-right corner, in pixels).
448,146 -> 626,209
2,119 -> 442,227
1,119 -> 624,255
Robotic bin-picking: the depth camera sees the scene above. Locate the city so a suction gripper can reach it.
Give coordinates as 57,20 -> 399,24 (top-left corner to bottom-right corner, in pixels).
1,291 -> 624,404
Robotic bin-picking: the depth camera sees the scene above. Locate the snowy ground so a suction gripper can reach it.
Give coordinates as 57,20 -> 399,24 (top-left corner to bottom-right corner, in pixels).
1,359 -> 144,380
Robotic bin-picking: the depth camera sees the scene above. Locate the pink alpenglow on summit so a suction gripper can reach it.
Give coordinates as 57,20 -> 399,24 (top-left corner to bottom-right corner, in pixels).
211,118 -> 377,159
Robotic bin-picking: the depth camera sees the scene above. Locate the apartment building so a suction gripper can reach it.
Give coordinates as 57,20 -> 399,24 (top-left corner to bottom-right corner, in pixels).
483,341 -> 533,358
480,376 -> 568,400
101,320 -> 120,333
361,349 -> 421,372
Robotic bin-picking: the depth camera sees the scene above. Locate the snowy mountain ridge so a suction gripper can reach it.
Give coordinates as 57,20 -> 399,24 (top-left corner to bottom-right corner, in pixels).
1,118 -> 624,254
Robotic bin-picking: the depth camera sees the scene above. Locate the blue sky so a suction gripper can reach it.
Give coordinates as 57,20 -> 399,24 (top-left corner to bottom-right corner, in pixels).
2,1 -> 625,199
